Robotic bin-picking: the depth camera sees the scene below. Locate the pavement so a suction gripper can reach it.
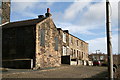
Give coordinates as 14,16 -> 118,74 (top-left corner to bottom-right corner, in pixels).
1,65 -> 69,74
114,67 -> 120,78
1,65 -> 108,78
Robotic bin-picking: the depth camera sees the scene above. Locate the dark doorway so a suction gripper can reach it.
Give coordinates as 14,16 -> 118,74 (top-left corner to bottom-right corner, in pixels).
61,55 -> 70,65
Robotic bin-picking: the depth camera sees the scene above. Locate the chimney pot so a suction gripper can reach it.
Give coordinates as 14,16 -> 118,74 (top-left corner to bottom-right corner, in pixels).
47,8 -> 50,13
45,8 -> 52,17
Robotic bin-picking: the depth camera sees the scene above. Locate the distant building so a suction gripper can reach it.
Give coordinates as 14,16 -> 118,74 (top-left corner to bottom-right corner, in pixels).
0,0 -> 10,24
89,53 -> 107,61
2,8 -> 88,69
89,53 -> 119,65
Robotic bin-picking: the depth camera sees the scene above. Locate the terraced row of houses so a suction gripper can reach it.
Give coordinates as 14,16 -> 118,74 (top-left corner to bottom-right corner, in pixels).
1,1 -> 88,69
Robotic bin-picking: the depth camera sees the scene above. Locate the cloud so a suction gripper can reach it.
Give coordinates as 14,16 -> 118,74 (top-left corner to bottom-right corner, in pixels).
52,2 -> 106,37
63,1 -> 119,54
11,1 -> 118,38
86,34 -> 118,54
55,22 -> 97,35
11,2 -> 38,19
80,2 -> 105,26
63,1 -> 118,28
11,1 -> 54,21
9,0 -> 119,2
11,0 -> 56,2
63,1 -> 92,20
52,2 -> 106,36
109,2 -> 118,28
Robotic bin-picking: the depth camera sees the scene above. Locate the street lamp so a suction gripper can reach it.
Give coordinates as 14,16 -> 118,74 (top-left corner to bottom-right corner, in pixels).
96,50 -> 100,54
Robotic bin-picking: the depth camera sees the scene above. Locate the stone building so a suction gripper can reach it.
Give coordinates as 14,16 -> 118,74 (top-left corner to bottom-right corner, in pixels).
69,34 -> 88,65
2,8 -> 88,68
57,28 -> 89,65
0,0 -> 10,24
2,9 -> 61,69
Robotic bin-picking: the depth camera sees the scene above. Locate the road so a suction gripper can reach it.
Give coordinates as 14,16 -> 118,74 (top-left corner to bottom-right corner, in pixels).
114,67 -> 120,78
2,65 -> 108,78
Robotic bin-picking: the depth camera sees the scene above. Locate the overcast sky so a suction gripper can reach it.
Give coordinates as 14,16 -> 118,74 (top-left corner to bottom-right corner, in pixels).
10,0 -> 119,54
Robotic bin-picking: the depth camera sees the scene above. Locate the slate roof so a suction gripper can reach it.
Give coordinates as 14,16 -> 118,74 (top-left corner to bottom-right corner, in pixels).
2,17 -> 47,28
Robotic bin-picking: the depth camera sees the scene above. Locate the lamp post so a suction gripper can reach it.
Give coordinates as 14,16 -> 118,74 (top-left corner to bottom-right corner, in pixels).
95,50 -> 100,60
96,50 -> 100,54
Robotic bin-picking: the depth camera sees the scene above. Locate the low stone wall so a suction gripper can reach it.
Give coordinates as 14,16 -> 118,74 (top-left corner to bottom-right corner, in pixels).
70,61 -> 77,65
83,60 -> 87,66
78,60 -> 83,65
2,59 -> 33,69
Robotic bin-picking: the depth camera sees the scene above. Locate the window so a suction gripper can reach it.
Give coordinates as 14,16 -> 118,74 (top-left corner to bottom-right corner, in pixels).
0,1 -> 2,8
93,56 -> 97,60
63,46 -> 67,56
92,56 -> 95,59
81,42 -> 83,47
84,53 -> 86,58
54,37 -> 58,51
0,17 -> 1,24
71,37 -> 73,44
71,49 -> 73,57
40,29 -> 45,46
100,56 -> 104,60
74,50 -> 76,58
82,52 -> 83,58
77,50 -> 79,57
63,33 -> 66,43
79,51 -> 81,59
77,40 -> 78,46
69,36 -> 71,44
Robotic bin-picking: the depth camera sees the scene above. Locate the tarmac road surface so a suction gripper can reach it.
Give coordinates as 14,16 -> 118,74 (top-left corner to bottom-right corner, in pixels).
2,65 -> 108,78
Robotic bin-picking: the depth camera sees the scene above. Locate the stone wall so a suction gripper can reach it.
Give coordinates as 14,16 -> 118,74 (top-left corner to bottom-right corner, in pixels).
35,17 -> 61,68
2,1 -> 10,24
0,1 -> 2,24
2,26 -> 35,60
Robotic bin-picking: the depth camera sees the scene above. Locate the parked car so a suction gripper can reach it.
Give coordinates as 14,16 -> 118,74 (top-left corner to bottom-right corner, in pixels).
93,60 -> 101,66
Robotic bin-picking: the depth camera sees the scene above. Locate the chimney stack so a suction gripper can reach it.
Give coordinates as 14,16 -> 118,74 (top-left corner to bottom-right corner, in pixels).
38,15 -> 44,19
47,8 -> 50,13
63,30 -> 69,33
45,8 -> 52,17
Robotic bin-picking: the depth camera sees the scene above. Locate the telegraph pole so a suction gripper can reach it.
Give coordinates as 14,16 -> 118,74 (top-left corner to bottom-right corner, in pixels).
106,0 -> 113,80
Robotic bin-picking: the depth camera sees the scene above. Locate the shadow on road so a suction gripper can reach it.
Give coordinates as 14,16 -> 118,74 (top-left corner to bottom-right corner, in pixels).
88,70 -> 119,80
91,70 -> 108,78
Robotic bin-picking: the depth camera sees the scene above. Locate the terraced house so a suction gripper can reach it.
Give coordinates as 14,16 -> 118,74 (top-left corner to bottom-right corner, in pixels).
57,28 -> 88,65
2,8 -> 88,69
